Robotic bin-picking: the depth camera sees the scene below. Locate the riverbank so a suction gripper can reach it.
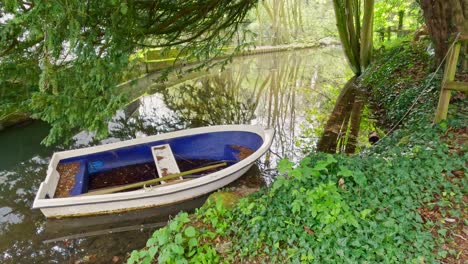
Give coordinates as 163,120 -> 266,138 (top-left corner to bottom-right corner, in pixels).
128,41 -> 467,263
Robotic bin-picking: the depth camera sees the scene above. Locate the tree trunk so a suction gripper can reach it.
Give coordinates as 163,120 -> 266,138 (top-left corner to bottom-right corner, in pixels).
333,0 -> 375,75
397,10 -> 404,37
420,0 -> 468,64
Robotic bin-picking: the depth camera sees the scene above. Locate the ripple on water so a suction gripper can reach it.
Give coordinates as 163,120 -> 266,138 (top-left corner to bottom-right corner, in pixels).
0,206 -> 24,231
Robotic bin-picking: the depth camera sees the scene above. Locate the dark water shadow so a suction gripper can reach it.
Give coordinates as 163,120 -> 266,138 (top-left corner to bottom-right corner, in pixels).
42,195 -> 208,243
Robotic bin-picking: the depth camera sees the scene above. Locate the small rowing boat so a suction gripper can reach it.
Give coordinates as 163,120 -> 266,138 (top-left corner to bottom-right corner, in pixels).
33,125 -> 274,218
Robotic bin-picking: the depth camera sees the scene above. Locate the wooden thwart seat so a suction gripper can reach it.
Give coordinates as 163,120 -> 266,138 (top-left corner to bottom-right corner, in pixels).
151,144 -> 182,184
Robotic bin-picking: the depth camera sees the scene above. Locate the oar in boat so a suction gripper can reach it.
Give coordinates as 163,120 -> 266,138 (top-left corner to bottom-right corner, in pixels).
79,162 -> 227,196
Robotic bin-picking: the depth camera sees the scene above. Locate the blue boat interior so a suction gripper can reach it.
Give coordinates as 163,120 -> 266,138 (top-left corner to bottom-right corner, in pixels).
57,131 -> 263,196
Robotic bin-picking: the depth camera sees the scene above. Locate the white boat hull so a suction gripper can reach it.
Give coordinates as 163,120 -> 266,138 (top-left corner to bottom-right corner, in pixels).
33,125 -> 274,218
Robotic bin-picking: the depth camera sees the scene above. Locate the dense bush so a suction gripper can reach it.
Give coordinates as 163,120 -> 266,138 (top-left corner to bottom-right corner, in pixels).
361,41 -> 441,128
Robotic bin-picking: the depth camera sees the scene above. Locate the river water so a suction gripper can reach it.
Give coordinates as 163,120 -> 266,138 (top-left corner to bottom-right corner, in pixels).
0,47 -> 367,263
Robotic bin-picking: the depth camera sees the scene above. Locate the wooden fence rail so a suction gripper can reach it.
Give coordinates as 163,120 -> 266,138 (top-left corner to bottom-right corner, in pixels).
434,34 -> 468,122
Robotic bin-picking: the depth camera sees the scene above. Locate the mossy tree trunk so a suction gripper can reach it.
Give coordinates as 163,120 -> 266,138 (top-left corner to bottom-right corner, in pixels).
319,0 -> 374,153
332,0 -> 375,76
420,0 -> 468,64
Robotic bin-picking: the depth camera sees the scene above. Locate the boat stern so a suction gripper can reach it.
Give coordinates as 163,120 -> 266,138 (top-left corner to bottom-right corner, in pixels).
33,153 -> 62,210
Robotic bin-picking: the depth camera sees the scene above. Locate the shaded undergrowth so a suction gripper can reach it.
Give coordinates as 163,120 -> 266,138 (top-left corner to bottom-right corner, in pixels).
361,41 -> 441,129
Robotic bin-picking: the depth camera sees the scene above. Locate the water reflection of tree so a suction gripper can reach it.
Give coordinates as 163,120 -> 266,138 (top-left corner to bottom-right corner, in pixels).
160,52 -> 312,162
159,59 -> 263,126
316,76 -> 369,153
110,48 -> 350,161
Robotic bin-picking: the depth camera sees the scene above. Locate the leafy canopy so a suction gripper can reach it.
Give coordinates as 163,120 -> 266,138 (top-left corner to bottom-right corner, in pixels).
0,0 -> 257,144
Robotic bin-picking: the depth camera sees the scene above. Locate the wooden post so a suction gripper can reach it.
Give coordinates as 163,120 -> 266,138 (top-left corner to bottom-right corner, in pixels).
378,30 -> 385,41
434,42 -> 461,122
397,10 -> 404,37
462,42 -> 468,72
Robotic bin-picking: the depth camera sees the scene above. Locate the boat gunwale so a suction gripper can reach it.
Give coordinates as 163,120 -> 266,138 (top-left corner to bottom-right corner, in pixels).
35,162 -> 254,209
33,125 -> 274,209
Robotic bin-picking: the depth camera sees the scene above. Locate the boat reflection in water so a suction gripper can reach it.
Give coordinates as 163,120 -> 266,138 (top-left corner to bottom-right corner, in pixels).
42,195 -> 207,243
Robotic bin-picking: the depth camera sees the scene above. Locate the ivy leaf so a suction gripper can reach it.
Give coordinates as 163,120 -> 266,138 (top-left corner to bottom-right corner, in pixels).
278,159 -> 294,174
188,237 -> 198,248
175,233 -> 184,244
146,237 -> 156,247
172,244 -> 185,255
184,226 -> 196,238
128,251 -> 139,264
352,171 -> 367,186
148,246 -> 158,258
338,167 -> 353,177
120,2 -> 128,15
157,231 -> 169,245
178,212 -> 191,224
437,228 -> 447,236
360,209 -> 372,219
169,220 -> 179,231
138,250 -> 148,259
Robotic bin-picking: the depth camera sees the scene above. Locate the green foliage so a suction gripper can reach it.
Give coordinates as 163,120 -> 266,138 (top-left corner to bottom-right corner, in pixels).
373,0 -> 422,41
231,121 -> 465,262
361,41 -> 440,128
127,212 -> 221,264
131,118 -> 465,263
248,0 -> 337,46
0,0 -> 256,144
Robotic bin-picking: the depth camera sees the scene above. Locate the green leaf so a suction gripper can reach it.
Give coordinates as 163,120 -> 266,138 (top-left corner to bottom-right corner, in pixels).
338,167 -> 353,177
148,246 -> 158,258
437,250 -> 448,258
175,233 -> 184,244
352,171 -> 367,186
184,226 -> 196,238
437,228 -> 447,236
176,258 -> 188,264
146,237 -> 156,247
250,216 -> 264,224
188,237 -> 198,248
141,256 -> 152,264
120,2 -> 128,15
138,249 -> 148,259
360,209 -> 372,219
157,230 -> 169,245
178,212 -> 191,224
172,244 -> 185,255
169,220 -> 179,231
278,159 -> 294,174
127,250 -> 139,264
